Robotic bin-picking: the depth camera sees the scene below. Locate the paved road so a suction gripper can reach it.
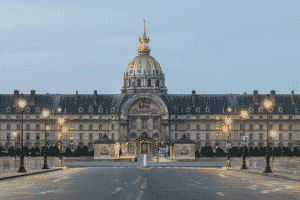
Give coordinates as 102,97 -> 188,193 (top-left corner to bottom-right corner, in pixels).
0,167 -> 300,200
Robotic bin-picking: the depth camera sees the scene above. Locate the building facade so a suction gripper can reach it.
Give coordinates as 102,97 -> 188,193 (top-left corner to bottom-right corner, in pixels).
0,21 -> 299,157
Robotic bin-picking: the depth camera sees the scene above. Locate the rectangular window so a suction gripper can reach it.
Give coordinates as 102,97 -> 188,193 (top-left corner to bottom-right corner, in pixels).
89,125 -> 93,131
289,133 -> 292,141
269,116 -> 272,120
79,133 -> 83,140
279,125 -> 282,130
26,116 -> 30,120
153,119 -> 158,130
206,116 -> 210,120
206,125 -> 209,130
26,133 -> 30,140
249,125 -> 253,130
36,116 -> 39,120
186,116 -> 190,120
112,124 -> 114,130
206,133 -> 210,141
279,116 -> 282,120
259,125 -> 263,131
7,133 -> 10,140
7,124 -> 10,130
80,116 -> 83,120
175,133 -> 178,140
250,133 -> 253,141
187,133 -> 190,139
250,116 -> 253,120
99,125 -> 102,130
240,124 -> 243,130
89,116 -> 93,120
36,133 -> 40,140
187,125 -> 190,130
197,133 -> 200,140
269,125 -> 273,130
259,133 -> 263,141
7,116 -> 10,120
99,133 -> 102,139
279,133 -> 283,140
197,116 -> 200,120
197,125 -> 200,130
17,124 -> 20,130
289,125 -> 292,130
259,116 -> 263,120
142,119 -> 147,130
111,133 -> 114,140
79,125 -> 83,130
175,124 -> 178,131
17,116 -> 20,120
99,116 -> 102,120
89,133 -> 93,140
289,116 -> 292,120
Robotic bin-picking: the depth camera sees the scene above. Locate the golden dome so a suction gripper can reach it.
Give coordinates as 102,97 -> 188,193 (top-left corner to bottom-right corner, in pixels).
126,54 -> 163,76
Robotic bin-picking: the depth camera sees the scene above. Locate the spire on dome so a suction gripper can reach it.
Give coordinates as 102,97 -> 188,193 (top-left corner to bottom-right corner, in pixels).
138,20 -> 151,55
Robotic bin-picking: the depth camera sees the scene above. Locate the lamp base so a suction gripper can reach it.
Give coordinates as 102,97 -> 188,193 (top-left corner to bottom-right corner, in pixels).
241,163 -> 247,170
263,166 -> 273,173
226,160 -> 232,168
42,164 -> 49,169
18,165 -> 27,173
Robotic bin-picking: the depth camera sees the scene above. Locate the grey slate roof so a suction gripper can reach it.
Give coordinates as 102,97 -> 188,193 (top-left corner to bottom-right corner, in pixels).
0,93 -> 299,115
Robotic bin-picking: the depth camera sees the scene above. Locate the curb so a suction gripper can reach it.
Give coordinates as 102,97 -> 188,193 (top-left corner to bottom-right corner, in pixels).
230,168 -> 300,182
0,167 -> 67,181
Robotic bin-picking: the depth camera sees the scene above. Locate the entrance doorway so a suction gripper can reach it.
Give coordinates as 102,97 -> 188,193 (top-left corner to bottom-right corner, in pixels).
141,142 -> 149,154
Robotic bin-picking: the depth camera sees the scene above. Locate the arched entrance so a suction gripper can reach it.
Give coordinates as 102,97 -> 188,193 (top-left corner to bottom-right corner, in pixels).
141,142 -> 149,154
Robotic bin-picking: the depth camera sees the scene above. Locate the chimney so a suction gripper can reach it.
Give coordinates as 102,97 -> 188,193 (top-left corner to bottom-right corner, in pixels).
270,90 -> 276,103
191,90 -> 196,107
75,90 -> 78,101
253,90 -> 258,105
14,90 -> 19,105
291,90 -> 295,105
30,90 -> 35,105
94,90 -> 98,105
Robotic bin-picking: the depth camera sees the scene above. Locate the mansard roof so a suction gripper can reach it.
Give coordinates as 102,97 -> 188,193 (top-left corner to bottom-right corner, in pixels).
0,92 -> 299,115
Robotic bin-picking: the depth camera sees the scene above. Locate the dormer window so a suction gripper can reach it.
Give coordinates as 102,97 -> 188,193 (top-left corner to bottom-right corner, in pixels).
171,115 -> 175,119
269,108 -> 273,113
79,116 -> 83,120
249,107 -> 254,113
79,107 -> 83,113
89,106 -> 93,113
36,107 -> 40,113
278,107 -> 283,113
259,107 -> 263,113
98,107 -> 103,113
6,107 -> 11,113
186,107 -> 191,112
196,107 -> 200,112
111,107 -> 115,113
206,108 -> 210,113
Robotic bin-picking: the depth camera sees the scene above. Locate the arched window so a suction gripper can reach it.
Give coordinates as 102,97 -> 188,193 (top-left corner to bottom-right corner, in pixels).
36,124 -> 40,131
206,125 -> 209,130
111,133 -> 115,140
186,125 -> 190,130
148,79 -> 151,87
89,133 -> 93,140
129,80 -> 131,87
111,124 -> 114,130
79,125 -> 83,131
26,124 -> 30,131
206,133 -> 210,141
99,133 -> 102,139
79,133 -> 83,140
289,125 -> 292,130
137,79 -> 141,87
7,124 -> 10,130
156,79 -> 159,87
36,133 -> 40,140
175,133 -> 178,140
17,124 -> 20,130
249,133 -> 253,141
99,125 -> 102,130
197,125 -> 200,130
279,124 -> 282,130
259,125 -> 263,131
197,133 -> 200,140
187,133 -> 190,139
259,133 -> 263,141
89,125 -> 93,131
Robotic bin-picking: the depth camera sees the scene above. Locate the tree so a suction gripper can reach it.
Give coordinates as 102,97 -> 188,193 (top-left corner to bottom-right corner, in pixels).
273,147 -> 282,157
8,146 -> 15,157
90,150 -> 94,156
229,147 -> 241,157
293,147 -> 299,157
52,145 -> 60,157
195,150 -> 200,157
258,147 -> 266,157
23,146 -> 30,157
35,147 -> 41,156
248,147 -> 254,157
81,146 -> 89,157
282,147 -> 292,157
65,148 -> 72,157
200,146 -> 214,157
215,147 -> 226,157
73,146 -> 82,157
252,147 -> 259,157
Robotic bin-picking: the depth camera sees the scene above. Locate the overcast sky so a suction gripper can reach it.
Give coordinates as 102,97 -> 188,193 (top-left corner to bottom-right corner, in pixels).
0,0 -> 299,95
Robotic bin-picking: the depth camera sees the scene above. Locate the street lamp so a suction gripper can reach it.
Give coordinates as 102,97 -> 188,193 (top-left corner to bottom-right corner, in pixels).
263,99 -> 273,173
225,107 -> 232,168
240,110 -> 248,170
42,109 -> 50,169
270,130 -> 278,160
57,109 -> 65,167
17,97 -> 27,172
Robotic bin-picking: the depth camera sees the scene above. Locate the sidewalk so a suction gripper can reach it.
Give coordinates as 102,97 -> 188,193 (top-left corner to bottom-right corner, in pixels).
0,166 -> 67,181
229,167 -> 300,182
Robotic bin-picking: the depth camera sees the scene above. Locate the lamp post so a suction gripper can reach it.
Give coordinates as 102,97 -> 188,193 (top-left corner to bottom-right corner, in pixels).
42,109 -> 49,169
57,108 -> 65,167
263,100 -> 273,173
18,98 -> 27,172
12,131 -> 17,159
240,110 -> 248,170
270,130 -> 277,160
225,107 -> 232,168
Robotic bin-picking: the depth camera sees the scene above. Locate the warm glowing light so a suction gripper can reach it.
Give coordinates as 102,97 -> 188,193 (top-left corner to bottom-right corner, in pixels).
46,125 -> 50,130
19,100 -> 26,108
58,117 -> 64,125
264,100 -> 273,109
62,127 -> 68,133
222,126 -> 228,133
225,116 -> 231,124
227,107 -> 232,112
12,132 -> 17,136
43,110 -> 49,117
57,108 -> 62,112
270,130 -> 278,138
240,110 -> 248,119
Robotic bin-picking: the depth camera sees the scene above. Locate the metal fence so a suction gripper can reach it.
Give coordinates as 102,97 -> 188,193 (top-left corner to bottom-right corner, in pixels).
0,157 -> 60,174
